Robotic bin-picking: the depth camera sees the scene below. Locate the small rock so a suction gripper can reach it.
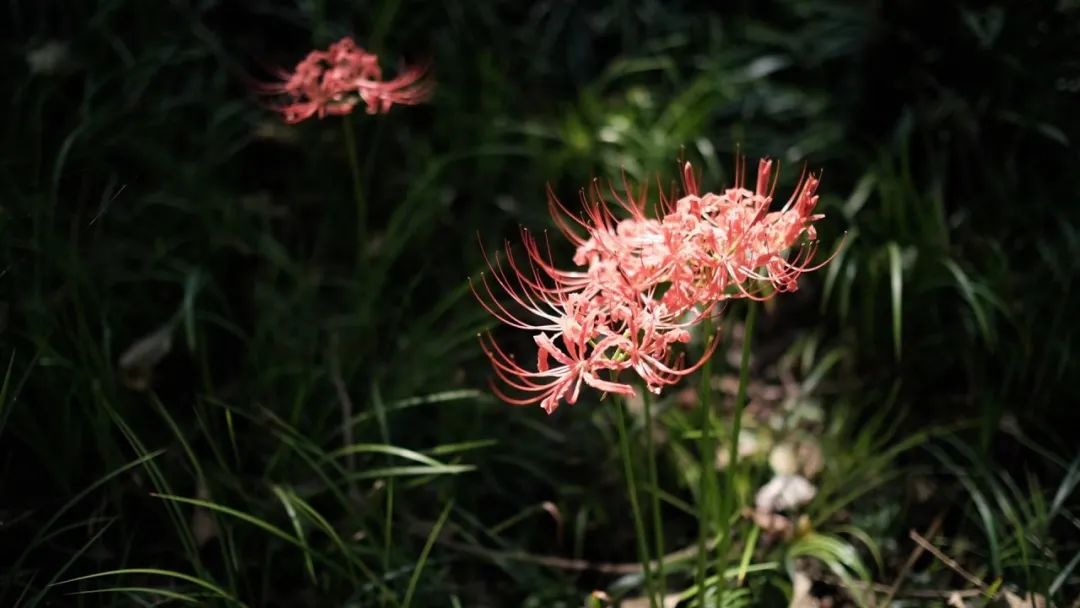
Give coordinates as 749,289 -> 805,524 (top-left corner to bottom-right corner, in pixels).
755,474 -> 817,513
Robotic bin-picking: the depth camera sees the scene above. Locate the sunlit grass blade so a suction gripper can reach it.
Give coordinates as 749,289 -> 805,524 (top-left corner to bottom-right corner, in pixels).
736,524 -> 760,586
425,439 -> 497,457
346,464 -> 475,480
886,241 -> 903,360
326,443 -> 447,468
820,229 -> 857,317
836,525 -> 884,574
675,562 -> 781,605
842,173 -> 877,219
788,533 -> 871,607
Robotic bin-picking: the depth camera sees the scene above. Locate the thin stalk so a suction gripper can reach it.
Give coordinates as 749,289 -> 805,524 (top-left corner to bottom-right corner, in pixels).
614,397 -> 658,608
381,477 -> 395,608
402,499 -> 453,608
715,302 -> 758,602
341,114 -> 366,267
642,388 -> 666,601
695,319 -> 715,601
373,385 -> 394,608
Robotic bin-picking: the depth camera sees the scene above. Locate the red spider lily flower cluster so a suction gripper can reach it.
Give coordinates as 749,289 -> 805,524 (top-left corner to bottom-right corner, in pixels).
474,158 -> 831,415
265,37 -> 433,124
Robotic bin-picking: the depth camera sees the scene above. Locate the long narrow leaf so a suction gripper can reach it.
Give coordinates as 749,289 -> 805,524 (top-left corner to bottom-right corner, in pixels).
67,586 -> 201,603
402,500 -> 454,608
271,486 -> 317,584
52,569 -> 237,604
887,241 -> 903,360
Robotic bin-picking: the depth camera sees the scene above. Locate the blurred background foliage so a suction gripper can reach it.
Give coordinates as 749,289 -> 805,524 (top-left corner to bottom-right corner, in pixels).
2,0 -> 1079,606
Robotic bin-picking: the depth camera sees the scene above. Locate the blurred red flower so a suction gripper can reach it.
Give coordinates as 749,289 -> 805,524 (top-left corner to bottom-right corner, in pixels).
264,37 -> 433,123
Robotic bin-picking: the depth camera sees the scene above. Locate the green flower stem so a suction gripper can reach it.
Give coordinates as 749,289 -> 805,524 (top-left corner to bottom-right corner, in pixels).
695,319 -> 715,601
341,114 -> 366,268
642,388 -> 666,602
614,396 -> 658,608
715,302 -> 758,602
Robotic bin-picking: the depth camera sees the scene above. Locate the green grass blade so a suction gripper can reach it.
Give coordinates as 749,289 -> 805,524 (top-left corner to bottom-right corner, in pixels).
0,351 -> 17,439
836,524 -> 884,573
151,494 -> 301,547
66,586 -> 201,603
943,259 -> 993,345
148,393 -> 208,483
1049,454 -> 1080,520
426,439 -> 497,457
402,500 -> 454,608
820,230 -> 856,314
28,519 -> 116,606
225,407 -> 241,469
279,488 -> 396,603
101,395 -> 202,566
887,241 -> 903,360
788,533 -> 871,607
927,444 -> 1003,575
52,569 -> 238,604
7,448 -> 166,599
371,383 -> 395,608
346,464 -> 475,480
151,492 -> 357,584
343,389 -> 489,432
270,486 -> 317,584
736,524 -> 760,586
327,443 -> 446,468
1050,548 -> 1080,598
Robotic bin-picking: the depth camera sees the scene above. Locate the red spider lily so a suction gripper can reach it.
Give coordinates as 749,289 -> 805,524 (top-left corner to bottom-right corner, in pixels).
479,327 -> 635,415
477,157 -> 834,415
263,37 -> 433,124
